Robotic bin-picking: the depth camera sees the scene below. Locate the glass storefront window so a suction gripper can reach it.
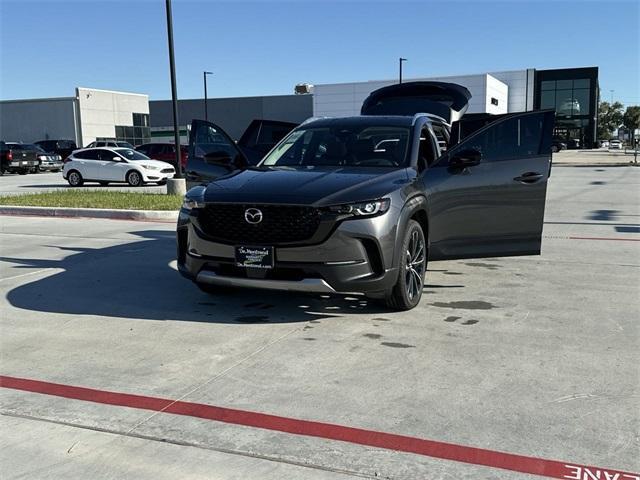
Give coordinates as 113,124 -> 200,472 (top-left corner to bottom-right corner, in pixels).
541,90 -> 555,109
555,90 -> 574,116
572,89 -> 590,115
573,79 -> 590,89
541,81 -> 556,90
556,80 -> 572,89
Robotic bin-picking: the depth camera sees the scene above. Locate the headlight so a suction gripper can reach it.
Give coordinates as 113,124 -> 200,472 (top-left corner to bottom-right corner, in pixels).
142,164 -> 159,170
182,197 -> 204,211
327,199 -> 390,218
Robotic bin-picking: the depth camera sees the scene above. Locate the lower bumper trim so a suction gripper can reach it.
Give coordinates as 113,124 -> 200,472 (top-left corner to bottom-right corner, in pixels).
196,270 -> 337,293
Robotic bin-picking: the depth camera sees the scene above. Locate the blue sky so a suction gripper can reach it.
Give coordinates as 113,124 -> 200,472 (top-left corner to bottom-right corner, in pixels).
1,0 -> 638,106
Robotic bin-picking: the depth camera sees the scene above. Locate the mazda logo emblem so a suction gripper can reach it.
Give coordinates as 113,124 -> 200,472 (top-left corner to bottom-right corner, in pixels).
244,208 -> 263,224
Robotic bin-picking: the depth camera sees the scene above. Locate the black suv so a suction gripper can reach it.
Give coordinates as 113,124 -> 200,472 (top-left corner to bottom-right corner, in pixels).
177,82 -> 554,310
34,139 -> 77,161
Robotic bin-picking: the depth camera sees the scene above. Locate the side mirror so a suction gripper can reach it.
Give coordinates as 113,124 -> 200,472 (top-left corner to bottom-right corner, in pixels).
449,148 -> 481,168
112,156 -> 122,162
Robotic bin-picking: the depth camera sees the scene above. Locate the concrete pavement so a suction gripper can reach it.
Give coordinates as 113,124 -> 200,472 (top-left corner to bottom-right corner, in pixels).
1,165 -> 639,479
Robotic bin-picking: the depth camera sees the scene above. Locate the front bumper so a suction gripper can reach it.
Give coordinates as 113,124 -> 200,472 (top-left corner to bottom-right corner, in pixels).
141,168 -> 175,182
177,207 -> 400,297
39,161 -> 63,171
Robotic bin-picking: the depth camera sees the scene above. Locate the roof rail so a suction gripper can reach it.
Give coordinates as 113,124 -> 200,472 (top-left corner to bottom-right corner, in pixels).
300,116 -> 331,126
412,112 -> 449,125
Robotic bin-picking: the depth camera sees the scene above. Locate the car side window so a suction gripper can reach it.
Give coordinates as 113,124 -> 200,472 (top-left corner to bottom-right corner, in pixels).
76,150 -> 100,160
448,115 -> 543,162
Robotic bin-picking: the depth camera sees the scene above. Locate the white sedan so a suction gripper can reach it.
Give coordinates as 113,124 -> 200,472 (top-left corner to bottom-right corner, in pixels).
63,147 -> 175,187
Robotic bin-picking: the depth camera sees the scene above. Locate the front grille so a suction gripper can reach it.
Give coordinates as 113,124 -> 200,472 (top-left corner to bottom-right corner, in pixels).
161,168 -> 174,173
198,204 -> 321,244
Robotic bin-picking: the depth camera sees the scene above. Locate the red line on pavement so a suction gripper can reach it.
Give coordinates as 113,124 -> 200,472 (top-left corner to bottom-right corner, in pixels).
568,236 -> 640,242
1,375 -> 638,479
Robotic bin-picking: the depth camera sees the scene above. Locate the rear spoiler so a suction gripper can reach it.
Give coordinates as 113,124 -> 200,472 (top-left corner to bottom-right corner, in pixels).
361,81 -> 471,123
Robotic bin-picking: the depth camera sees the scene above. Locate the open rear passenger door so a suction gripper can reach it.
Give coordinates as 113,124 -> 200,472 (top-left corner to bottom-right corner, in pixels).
424,110 -> 555,260
186,120 -> 249,188
237,119 -> 298,165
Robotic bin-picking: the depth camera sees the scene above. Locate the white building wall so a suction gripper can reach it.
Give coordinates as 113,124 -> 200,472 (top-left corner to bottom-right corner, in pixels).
0,97 -> 78,143
313,73 -> 509,119
312,69 -> 544,119
487,69 -> 535,112
76,87 -> 149,147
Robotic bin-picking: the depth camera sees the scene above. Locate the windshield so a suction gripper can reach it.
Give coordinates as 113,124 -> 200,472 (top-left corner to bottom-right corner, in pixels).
114,148 -> 150,161
261,125 -> 411,168
116,142 -> 134,148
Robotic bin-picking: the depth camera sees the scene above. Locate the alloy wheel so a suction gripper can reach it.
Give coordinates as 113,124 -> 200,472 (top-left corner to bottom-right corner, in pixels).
404,229 -> 425,301
69,172 -> 80,186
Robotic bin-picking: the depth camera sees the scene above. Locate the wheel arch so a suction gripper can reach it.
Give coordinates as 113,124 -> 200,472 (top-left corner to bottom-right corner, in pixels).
391,195 -> 429,269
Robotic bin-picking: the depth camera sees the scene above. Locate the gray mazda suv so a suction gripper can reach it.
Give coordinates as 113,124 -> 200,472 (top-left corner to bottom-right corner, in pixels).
177,82 -> 554,310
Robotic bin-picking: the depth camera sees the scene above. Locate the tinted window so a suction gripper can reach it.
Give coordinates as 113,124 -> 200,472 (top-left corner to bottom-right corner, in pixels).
448,115 -> 542,162
257,124 -> 293,145
262,125 -> 411,168
193,124 -> 240,161
75,150 -> 100,160
113,148 -> 149,161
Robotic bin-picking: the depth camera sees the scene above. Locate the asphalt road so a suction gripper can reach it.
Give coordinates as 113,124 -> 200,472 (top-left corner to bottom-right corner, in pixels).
0,170 -> 167,196
1,165 -> 639,479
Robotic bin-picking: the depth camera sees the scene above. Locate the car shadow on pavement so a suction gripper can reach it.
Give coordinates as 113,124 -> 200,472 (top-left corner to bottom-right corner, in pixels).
2,230 -> 391,324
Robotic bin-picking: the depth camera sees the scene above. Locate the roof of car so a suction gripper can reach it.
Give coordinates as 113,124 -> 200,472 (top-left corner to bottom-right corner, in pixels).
301,115 -> 419,129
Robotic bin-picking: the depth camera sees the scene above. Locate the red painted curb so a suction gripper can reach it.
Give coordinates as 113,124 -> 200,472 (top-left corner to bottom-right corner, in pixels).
1,375 -> 638,479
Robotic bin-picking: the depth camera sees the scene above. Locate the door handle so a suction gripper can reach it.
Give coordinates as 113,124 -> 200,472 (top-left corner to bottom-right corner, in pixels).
514,172 -> 544,183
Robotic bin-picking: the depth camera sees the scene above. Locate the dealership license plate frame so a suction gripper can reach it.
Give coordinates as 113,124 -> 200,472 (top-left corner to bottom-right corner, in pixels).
235,246 -> 274,269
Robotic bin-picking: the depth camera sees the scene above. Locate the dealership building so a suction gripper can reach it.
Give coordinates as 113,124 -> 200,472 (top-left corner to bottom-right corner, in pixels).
0,66 -> 599,149
0,87 -> 150,147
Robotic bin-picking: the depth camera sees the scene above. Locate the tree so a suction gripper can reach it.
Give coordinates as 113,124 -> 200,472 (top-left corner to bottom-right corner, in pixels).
597,101 -> 624,140
622,106 -> 640,147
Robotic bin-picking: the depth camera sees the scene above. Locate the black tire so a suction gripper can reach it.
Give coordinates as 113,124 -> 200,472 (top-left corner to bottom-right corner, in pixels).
126,170 -> 143,187
18,169 -> 28,175
157,179 -> 167,186
384,219 -> 427,311
67,170 -> 83,186
99,181 -> 109,186
52,169 -> 61,173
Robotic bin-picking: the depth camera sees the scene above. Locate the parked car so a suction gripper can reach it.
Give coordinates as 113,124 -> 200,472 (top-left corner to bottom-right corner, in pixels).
609,140 -> 623,150
63,147 -> 175,187
135,143 -> 188,169
85,140 -> 135,149
599,140 -> 609,148
35,139 -> 77,161
177,81 -> 555,310
551,139 -> 567,153
32,145 -> 63,172
1,142 -> 40,174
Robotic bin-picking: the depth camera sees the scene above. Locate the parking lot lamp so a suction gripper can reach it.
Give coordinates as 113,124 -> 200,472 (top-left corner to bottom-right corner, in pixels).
204,71 -> 213,121
399,58 -> 407,84
164,0 -> 184,185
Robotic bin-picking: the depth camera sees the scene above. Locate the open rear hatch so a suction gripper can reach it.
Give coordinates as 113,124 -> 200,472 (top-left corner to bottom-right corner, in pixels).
360,81 -> 471,123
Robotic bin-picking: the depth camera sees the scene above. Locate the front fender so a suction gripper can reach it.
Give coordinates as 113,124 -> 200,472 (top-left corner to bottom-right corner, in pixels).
391,195 -> 429,269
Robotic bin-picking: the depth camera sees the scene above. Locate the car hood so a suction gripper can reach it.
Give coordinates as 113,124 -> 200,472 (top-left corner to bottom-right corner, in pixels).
202,167 -> 411,205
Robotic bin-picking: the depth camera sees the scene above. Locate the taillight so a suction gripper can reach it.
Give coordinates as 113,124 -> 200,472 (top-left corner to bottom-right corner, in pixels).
7,151 -> 12,161
63,157 -> 72,164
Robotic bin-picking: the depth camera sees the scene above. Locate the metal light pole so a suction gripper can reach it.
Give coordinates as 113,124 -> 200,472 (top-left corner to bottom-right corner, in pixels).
203,71 -> 213,121
610,90 -> 614,104
399,58 -> 407,84
164,0 -> 185,193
